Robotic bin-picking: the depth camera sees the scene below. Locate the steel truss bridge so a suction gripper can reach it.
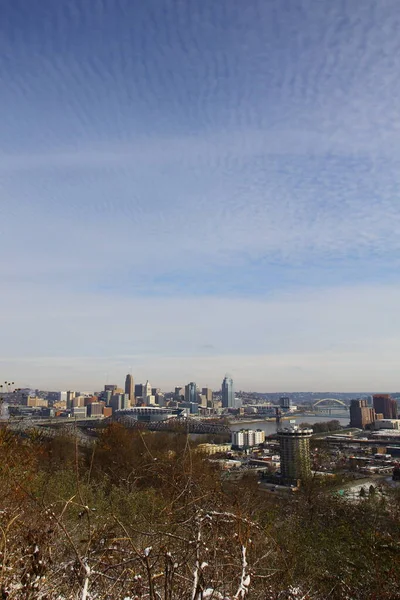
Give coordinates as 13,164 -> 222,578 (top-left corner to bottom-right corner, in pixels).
4,416 -> 231,436
116,416 -> 231,435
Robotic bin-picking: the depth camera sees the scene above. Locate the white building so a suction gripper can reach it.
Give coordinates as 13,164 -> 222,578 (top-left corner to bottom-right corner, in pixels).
144,380 -> 152,398
254,429 -> 265,445
232,429 -> 265,449
232,430 -> 244,447
71,406 -> 87,418
196,443 -> 232,455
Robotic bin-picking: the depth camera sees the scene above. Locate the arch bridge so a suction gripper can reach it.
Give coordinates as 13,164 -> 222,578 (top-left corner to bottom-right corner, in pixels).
312,398 -> 348,410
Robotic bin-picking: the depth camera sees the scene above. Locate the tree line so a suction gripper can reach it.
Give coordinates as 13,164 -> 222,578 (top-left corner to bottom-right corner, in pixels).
0,423 -> 399,599
300,419 -> 343,433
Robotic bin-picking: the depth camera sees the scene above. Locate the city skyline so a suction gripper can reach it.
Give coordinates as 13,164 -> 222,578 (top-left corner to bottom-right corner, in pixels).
2,1 -> 400,390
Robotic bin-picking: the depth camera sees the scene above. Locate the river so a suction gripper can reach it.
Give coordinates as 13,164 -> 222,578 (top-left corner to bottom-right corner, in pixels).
229,414 -> 350,437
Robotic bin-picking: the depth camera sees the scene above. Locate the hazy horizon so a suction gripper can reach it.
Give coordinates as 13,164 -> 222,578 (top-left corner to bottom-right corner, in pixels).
2,1 -> 400,391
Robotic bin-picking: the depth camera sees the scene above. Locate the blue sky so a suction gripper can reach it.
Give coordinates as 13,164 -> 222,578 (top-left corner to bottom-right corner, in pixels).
1,0 -> 400,391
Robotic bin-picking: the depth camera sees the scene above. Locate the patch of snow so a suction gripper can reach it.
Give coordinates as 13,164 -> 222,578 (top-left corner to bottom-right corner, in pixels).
203,590 -> 223,599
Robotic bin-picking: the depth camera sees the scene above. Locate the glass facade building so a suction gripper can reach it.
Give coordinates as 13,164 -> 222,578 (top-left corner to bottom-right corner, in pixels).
222,375 -> 234,408
185,382 -> 197,404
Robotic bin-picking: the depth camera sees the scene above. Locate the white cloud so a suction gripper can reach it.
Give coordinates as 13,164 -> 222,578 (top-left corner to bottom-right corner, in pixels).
1,126 -> 400,287
1,283 -> 400,391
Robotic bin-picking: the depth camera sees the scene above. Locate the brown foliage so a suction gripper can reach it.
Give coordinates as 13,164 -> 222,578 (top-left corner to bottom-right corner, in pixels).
0,424 -> 399,599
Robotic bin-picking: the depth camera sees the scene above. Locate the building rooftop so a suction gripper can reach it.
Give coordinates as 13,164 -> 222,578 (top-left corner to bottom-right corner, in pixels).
277,426 -> 313,436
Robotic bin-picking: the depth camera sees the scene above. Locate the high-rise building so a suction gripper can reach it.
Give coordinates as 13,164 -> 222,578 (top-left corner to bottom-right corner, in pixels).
222,375 -> 234,408
72,396 -> 85,408
144,380 -> 152,398
373,394 -> 397,420
202,387 -> 213,403
71,406 -> 87,418
125,374 -> 134,405
185,382 -> 197,404
87,402 -> 103,417
66,390 -> 76,406
350,399 -> 375,429
174,387 -> 184,400
99,390 -> 112,405
135,384 -> 144,398
280,396 -> 291,409
105,384 -> 118,393
25,396 -> 48,408
156,393 -> 166,407
145,395 -> 156,406
277,426 -> 312,484
84,395 -> 98,406
231,429 -> 265,449
110,393 -> 130,412
197,393 -> 208,407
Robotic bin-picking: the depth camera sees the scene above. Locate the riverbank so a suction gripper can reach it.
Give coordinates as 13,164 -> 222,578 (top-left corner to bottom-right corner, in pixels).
230,414 -> 350,437
311,428 -> 359,439
228,415 -> 300,426
228,418 -> 270,425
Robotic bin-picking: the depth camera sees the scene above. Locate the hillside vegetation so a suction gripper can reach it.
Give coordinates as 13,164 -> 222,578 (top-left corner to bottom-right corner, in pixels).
0,423 -> 399,599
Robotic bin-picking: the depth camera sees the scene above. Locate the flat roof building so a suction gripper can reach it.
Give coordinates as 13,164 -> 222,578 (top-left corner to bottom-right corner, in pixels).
231,429 -> 265,449
373,394 -> 397,420
350,399 -> 375,429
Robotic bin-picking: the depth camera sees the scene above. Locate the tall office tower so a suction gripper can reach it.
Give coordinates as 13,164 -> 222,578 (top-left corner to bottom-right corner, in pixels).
66,390 -> 76,409
144,380 -> 152,398
350,399 -> 375,429
197,393 -> 207,407
277,426 -> 312,484
105,384 -> 117,393
373,394 -> 398,419
175,387 -> 184,400
221,375 -> 234,408
280,396 -> 291,409
72,396 -> 85,408
125,374 -> 134,405
84,395 -> 98,406
202,387 -> 213,403
185,382 -> 197,403
87,402 -> 102,417
156,393 -> 166,407
100,390 -> 112,405
111,393 -> 130,412
135,384 -> 144,398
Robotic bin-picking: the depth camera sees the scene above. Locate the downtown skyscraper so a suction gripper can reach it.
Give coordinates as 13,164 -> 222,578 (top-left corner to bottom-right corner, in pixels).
221,375 -> 234,408
185,382 -> 197,404
125,374 -> 134,406
373,394 -> 398,420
